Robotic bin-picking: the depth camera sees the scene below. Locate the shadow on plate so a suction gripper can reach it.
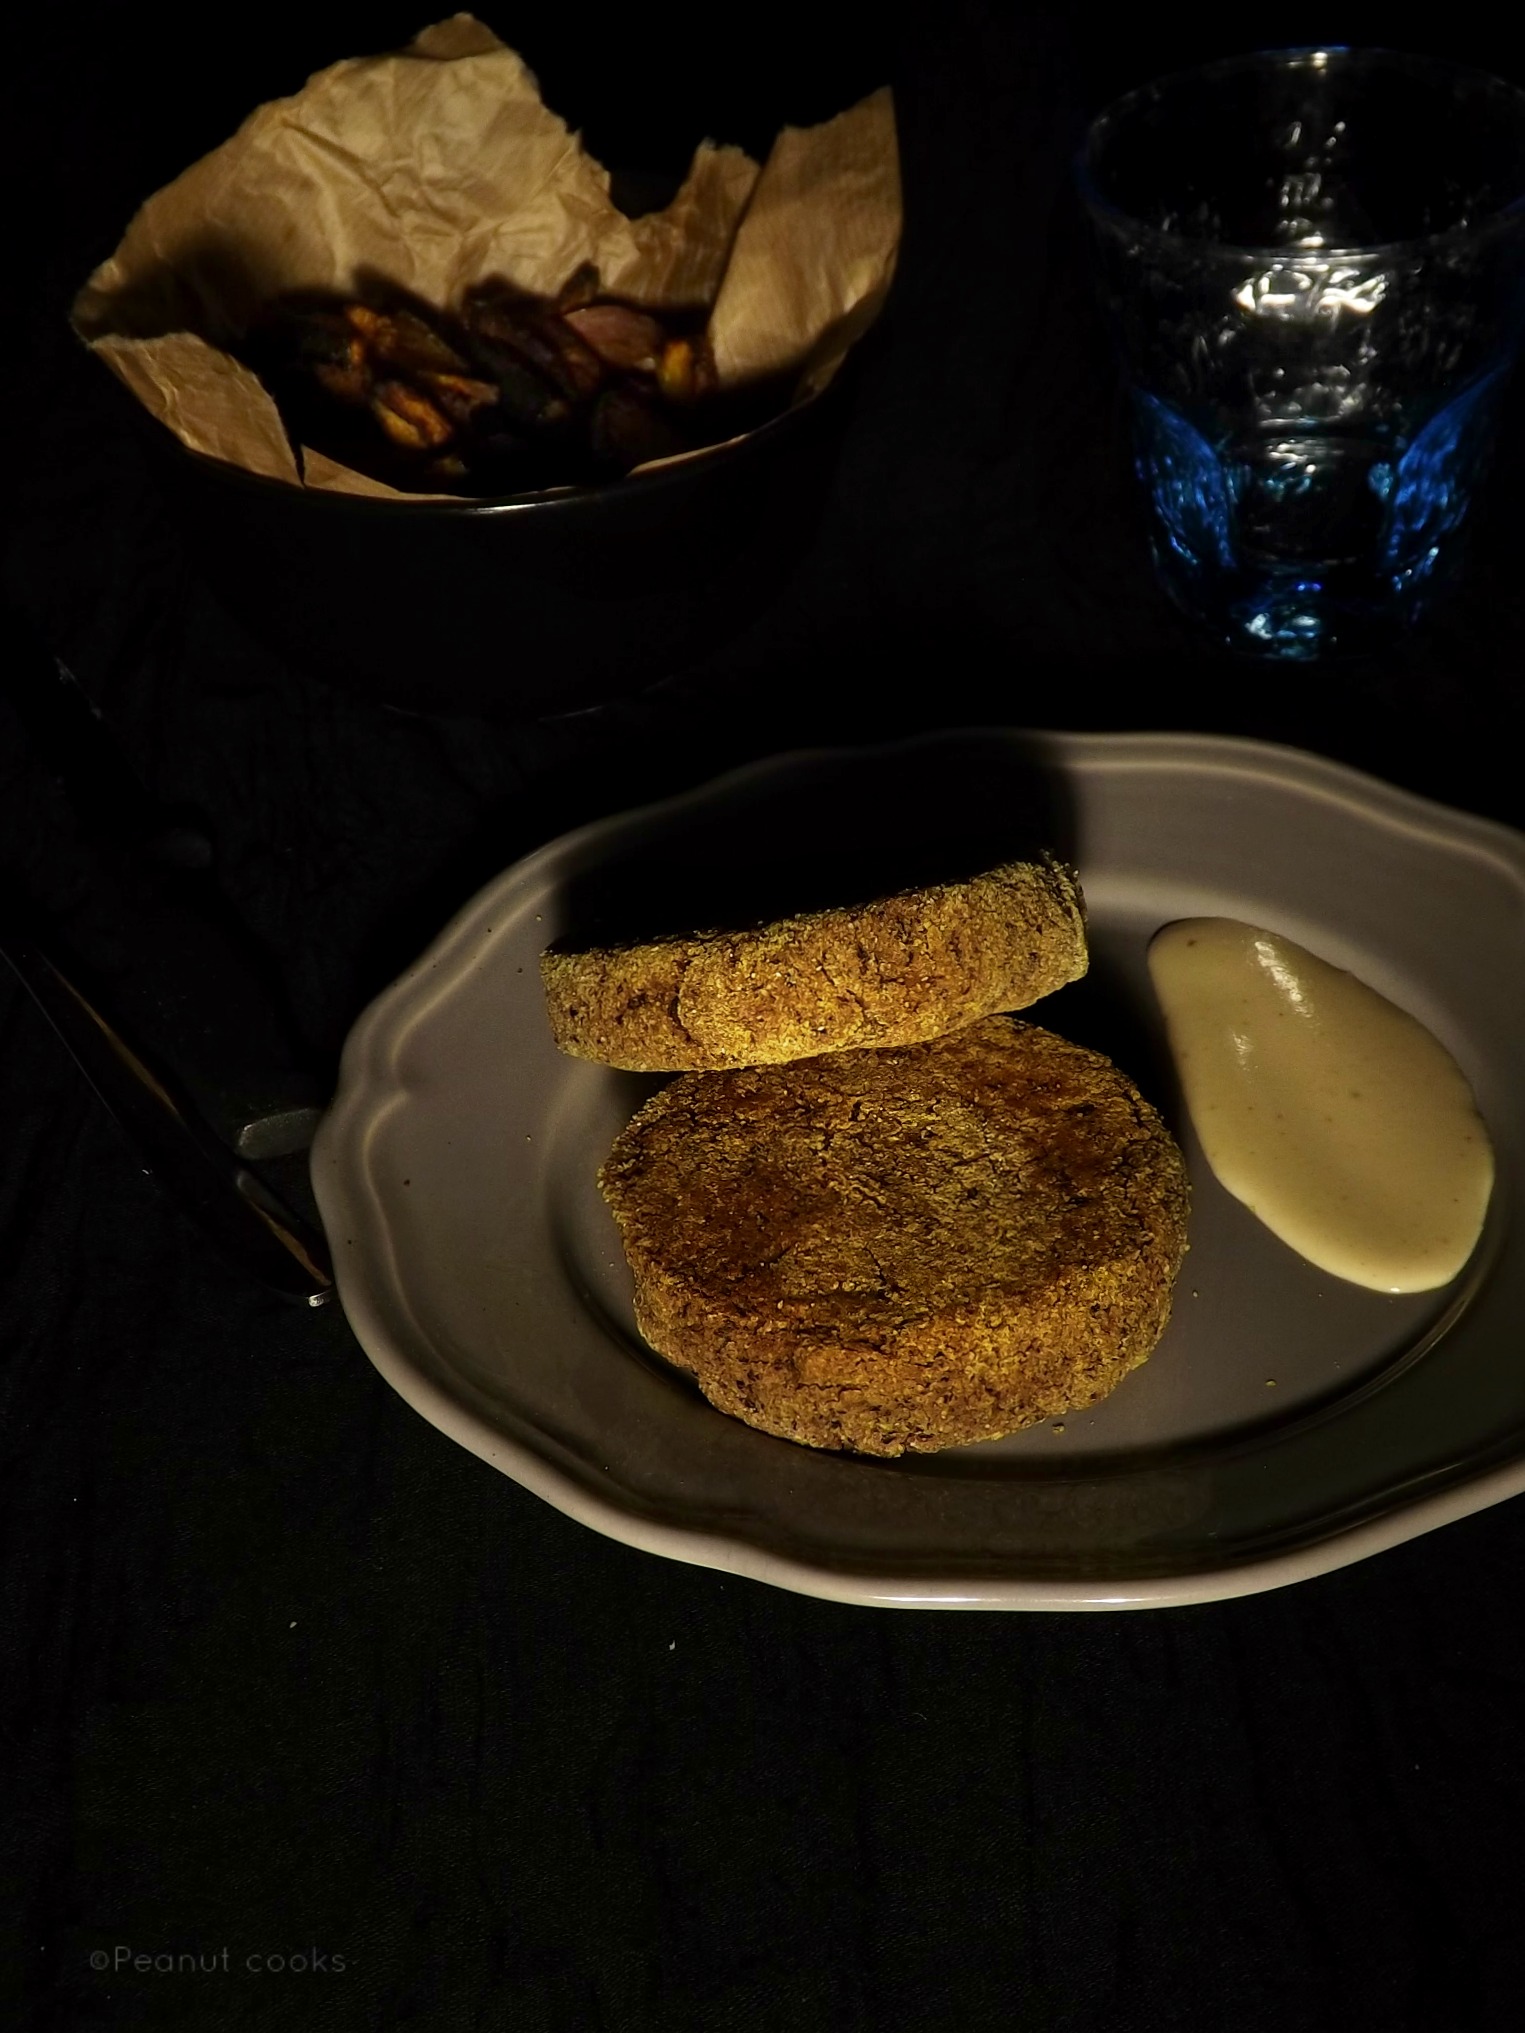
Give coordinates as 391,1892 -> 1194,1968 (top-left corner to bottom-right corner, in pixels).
550,731 -> 1081,949
1038,942 -> 1184,1133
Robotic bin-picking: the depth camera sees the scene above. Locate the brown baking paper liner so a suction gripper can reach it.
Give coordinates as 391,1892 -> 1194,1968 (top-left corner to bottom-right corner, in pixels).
72,15 -> 900,500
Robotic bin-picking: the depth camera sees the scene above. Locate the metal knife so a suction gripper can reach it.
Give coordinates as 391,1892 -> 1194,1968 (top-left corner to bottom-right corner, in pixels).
0,920 -> 333,1303
1,606 -> 333,1304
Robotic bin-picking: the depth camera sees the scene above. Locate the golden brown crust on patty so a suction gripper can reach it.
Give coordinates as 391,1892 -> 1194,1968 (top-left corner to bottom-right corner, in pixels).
541,857 -> 1087,1071
599,1017 -> 1189,1456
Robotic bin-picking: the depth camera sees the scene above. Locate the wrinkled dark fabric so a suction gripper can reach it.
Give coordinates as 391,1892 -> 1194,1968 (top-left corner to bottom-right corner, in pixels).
4,6 -> 1525,2029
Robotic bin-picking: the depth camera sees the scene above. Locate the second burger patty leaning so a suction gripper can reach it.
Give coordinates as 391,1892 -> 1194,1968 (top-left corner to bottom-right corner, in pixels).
541,855 -> 1089,1070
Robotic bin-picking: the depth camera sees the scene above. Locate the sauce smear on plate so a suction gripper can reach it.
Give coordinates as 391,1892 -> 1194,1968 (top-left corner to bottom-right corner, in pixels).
1149,918 -> 1494,1293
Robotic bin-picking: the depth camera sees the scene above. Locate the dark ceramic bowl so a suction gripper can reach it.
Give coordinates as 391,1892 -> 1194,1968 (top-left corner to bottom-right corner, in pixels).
140,385 -> 846,719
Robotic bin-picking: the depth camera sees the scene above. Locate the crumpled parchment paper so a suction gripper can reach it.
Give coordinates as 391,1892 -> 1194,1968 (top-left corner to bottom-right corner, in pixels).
73,15 -> 900,497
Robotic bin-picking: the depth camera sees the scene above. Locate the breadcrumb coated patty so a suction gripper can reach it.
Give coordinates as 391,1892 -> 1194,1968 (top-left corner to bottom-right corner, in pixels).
599,1017 -> 1189,1456
542,857 -> 1087,1071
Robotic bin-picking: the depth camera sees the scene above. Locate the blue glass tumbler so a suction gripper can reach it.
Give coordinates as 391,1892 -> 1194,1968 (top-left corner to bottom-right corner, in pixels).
1082,48 -> 1525,656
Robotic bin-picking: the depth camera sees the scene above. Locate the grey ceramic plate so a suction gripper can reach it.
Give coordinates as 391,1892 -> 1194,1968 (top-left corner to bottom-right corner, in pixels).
311,730 -> 1525,1609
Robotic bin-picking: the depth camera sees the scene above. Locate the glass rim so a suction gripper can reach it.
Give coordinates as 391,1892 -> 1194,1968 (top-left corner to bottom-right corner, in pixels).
1080,44 -> 1525,263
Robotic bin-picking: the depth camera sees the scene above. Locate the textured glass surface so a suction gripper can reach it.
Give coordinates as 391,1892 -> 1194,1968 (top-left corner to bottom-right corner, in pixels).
1083,49 -> 1525,656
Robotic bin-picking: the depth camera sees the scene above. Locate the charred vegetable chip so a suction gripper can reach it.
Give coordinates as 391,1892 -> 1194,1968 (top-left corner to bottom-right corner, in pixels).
555,262 -> 602,314
420,371 -> 502,426
460,335 -> 573,435
656,335 -> 716,405
564,303 -> 667,374
589,383 -> 684,468
311,339 -> 371,406
371,379 -> 455,451
345,304 -> 469,378
463,286 -> 605,402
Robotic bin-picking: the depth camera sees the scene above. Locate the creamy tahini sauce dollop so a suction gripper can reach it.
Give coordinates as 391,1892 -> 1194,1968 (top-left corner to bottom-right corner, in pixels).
1148,919 -> 1494,1294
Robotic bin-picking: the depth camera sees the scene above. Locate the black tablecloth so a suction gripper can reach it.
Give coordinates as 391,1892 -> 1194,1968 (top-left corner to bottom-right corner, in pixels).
6,8 -> 1525,2028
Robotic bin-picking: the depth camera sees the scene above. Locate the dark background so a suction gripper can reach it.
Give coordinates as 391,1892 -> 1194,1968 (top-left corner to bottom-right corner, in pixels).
5,5 -> 1525,2028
